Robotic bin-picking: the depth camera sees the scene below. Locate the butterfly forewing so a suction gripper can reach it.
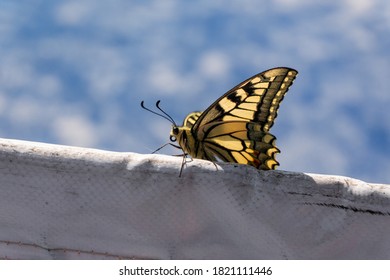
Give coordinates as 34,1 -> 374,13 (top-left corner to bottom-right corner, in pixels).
192,67 -> 297,133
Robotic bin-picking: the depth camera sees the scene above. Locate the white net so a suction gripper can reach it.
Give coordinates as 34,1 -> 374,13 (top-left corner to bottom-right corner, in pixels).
0,138 -> 389,259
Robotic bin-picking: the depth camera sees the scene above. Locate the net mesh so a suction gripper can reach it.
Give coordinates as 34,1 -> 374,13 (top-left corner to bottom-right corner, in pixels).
0,138 -> 389,259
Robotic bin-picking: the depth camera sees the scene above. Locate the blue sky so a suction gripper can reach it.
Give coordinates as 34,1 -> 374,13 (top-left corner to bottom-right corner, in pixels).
0,0 -> 389,183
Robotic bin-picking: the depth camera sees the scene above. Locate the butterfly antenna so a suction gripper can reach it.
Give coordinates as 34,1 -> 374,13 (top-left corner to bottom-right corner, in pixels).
140,100 -> 175,125
155,100 -> 177,126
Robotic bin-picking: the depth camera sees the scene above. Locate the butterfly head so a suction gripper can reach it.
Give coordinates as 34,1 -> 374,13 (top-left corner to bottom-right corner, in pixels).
170,126 -> 179,142
170,124 -> 189,146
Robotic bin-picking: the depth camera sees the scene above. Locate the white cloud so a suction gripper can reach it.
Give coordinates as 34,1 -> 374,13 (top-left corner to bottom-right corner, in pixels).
147,63 -> 182,95
0,53 -> 34,89
82,48 -> 129,97
146,61 -> 204,97
52,115 -> 98,147
9,97 -> 43,125
342,0 -> 375,18
55,1 -> 91,26
197,51 -> 230,80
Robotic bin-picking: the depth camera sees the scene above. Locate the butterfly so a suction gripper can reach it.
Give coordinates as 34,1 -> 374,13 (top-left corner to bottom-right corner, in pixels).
142,67 -> 298,174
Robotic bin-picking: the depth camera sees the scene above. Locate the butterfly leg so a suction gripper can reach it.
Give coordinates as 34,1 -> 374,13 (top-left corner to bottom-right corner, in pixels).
211,161 -> 219,171
178,153 -> 195,177
151,142 -> 182,154
177,155 -> 218,176
179,154 -> 186,177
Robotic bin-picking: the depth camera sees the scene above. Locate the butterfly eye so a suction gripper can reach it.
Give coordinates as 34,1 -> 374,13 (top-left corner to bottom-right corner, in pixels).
172,127 -> 179,135
170,135 -> 177,142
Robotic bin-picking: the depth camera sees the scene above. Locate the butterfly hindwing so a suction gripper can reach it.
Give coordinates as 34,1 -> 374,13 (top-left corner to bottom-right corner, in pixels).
183,112 -> 202,128
200,121 -> 280,169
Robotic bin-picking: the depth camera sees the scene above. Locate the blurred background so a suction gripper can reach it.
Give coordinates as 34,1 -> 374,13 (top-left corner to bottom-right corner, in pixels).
0,0 -> 389,183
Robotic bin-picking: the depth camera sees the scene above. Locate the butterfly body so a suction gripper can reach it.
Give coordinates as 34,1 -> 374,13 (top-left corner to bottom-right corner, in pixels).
170,67 -> 298,170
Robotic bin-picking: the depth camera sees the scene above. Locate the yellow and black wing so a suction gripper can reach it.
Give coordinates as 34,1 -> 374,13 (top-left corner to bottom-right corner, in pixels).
189,67 -> 298,170
183,111 -> 202,128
